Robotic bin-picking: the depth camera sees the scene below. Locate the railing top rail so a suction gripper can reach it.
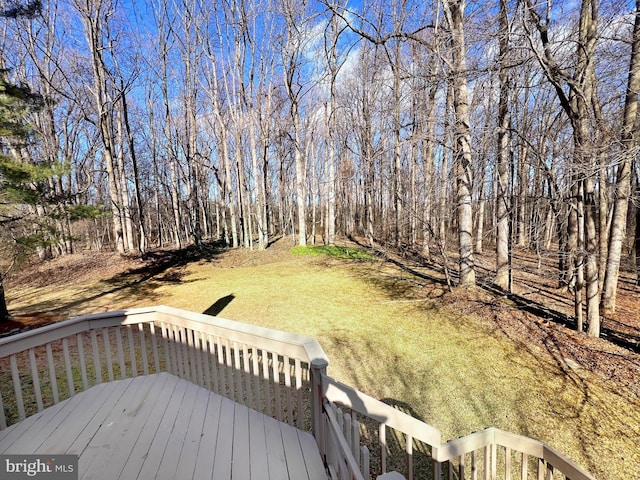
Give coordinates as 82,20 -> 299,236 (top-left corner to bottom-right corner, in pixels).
152,306 -> 329,366
322,374 -> 442,446
0,308 -> 154,357
433,428 -> 598,480
0,306 -> 330,367
494,430 -> 599,480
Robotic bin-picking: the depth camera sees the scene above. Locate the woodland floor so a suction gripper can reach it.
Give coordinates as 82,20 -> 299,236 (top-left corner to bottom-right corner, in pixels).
2,238 -> 640,479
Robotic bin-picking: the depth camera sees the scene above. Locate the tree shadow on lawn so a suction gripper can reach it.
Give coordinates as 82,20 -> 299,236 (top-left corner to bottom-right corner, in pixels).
323,331 -> 554,479
343,240 -> 639,479
350,238 -> 640,354
20,241 -> 226,317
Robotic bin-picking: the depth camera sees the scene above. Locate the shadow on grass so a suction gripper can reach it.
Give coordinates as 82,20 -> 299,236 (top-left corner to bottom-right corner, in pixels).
203,294 -> 235,316
22,241 -> 227,316
351,238 -> 640,354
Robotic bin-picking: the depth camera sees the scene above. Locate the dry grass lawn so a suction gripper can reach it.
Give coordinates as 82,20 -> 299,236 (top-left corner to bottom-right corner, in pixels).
4,239 -> 640,480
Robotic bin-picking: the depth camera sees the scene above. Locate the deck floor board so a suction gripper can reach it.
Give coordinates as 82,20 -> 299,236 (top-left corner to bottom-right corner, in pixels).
0,372 -> 326,480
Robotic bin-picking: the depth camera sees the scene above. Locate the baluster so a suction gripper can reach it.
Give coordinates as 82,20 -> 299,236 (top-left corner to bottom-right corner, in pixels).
545,463 -> 554,480
380,423 -> 387,475
28,348 -> 43,412
222,338 -> 232,400
90,330 -> 102,384
10,355 -> 25,420
0,389 -> 6,429
102,328 -> 114,382
232,341 -> 242,403
76,334 -> 89,390
139,323 -> 149,376
200,332 -> 211,390
252,346 -> 261,411
262,350 -> 271,416
115,328 -> 126,379
342,410 -> 351,454
360,445 -> 369,479
538,458 -> 544,480
169,322 -> 178,375
186,328 -> 197,382
242,344 -> 251,408
295,358 -> 303,429
216,337 -> 227,397
128,325 -> 138,377
160,323 -> 172,375
173,325 -> 184,378
406,434 -> 413,480
208,334 -> 219,393
352,415 -> 360,460
149,322 -> 161,373
484,445 -> 490,480
471,449 -> 477,480
62,337 -> 75,396
46,343 -> 60,402
272,352 -> 281,421
188,330 -> 204,385
283,355 -> 293,425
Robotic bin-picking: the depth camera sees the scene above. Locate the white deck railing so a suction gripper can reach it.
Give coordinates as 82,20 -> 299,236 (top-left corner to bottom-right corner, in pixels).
0,306 -> 597,480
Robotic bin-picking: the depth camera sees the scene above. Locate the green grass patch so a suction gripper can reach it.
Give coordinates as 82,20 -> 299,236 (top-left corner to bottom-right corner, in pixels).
291,244 -> 374,260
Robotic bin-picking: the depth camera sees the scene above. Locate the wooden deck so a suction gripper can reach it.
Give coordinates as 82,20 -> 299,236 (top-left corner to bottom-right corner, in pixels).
0,372 -> 327,480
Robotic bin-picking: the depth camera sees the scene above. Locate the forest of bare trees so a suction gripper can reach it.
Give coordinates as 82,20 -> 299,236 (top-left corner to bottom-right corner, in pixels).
1,0 -> 639,337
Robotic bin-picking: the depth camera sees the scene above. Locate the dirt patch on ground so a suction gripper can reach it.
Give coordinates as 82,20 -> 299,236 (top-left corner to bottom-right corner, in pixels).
7,251 -> 139,289
211,237 -> 297,268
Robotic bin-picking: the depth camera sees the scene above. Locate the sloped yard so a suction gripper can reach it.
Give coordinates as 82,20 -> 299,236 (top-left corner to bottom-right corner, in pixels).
4,239 -> 640,479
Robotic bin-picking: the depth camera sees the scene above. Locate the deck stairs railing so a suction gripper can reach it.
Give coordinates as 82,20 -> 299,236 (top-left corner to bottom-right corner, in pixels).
0,306 -> 597,480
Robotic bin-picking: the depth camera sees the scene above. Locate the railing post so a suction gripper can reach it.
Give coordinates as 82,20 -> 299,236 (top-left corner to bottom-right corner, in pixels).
432,446 -> 442,480
310,358 -> 328,444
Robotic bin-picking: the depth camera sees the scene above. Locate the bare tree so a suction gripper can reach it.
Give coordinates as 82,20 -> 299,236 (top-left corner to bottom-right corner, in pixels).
524,0 -> 601,335
495,0 -> 510,289
442,0 -> 476,287
601,0 -> 640,314
281,0 -> 310,246
73,0 -> 128,254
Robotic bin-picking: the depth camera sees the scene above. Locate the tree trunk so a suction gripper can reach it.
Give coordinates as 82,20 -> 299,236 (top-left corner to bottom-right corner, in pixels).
392,45 -> 403,247
422,79 -> 437,257
601,0 -> 640,314
525,0 -> 600,334
0,274 -> 10,321
495,0 -> 510,289
516,143 -> 528,247
443,0 -> 476,287
119,88 -> 147,254
77,2 -> 126,255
